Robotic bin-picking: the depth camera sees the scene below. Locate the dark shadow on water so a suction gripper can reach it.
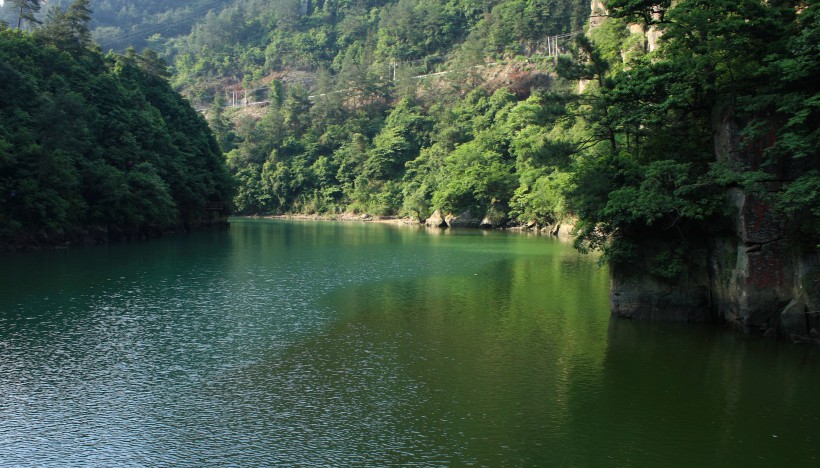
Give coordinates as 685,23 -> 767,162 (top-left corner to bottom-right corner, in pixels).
594,318 -> 820,467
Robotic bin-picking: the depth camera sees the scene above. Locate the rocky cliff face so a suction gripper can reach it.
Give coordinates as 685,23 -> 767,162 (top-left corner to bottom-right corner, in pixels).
424,207 -> 509,229
596,1 -> 820,343
610,110 -> 820,342
710,109 -> 820,341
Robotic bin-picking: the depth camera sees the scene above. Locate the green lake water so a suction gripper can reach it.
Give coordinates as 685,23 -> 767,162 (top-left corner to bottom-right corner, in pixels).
1,219 -> 819,465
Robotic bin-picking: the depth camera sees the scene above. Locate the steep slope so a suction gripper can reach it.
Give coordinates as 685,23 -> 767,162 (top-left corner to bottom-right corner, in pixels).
166,0 -> 589,103
163,0 -> 590,223
0,23 -> 234,249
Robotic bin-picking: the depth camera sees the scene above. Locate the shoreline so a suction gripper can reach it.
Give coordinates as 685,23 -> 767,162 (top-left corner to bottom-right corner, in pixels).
255,213 -> 418,225
240,213 -> 576,238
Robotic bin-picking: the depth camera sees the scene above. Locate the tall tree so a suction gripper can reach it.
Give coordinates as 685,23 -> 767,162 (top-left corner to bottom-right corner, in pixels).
36,0 -> 93,54
10,0 -> 41,30
65,0 -> 92,48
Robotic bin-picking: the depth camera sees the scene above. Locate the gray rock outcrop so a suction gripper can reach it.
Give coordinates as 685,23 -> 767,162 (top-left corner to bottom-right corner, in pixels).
425,209 -> 447,228
446,211 -> 480,228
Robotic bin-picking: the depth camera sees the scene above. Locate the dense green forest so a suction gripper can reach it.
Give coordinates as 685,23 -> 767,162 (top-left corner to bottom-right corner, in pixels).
167,0 -> 817,270
156,0 -> 594,220
565,0 -> 819,266
165,0 -> 589,97
1,0 -> 816,264
0,0 -> 233,249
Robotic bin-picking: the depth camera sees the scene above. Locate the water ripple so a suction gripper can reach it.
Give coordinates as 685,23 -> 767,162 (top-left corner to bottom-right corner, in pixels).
1,221 -> 818,466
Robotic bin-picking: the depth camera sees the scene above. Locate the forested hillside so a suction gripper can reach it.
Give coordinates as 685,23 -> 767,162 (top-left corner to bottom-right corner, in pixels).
166,0 -> 589,97
0,1 -> 233,249
168,0 -> 817,266
157,0 -> 593,222
0,0 -> 232,51
565,0 -> 819,264
2,0 -> 817,267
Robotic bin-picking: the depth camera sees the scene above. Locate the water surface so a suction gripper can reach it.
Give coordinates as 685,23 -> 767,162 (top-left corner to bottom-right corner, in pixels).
1,219 -> 818,465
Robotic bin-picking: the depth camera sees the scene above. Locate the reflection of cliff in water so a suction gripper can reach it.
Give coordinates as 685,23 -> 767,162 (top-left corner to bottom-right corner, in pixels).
599,319 -> 820,466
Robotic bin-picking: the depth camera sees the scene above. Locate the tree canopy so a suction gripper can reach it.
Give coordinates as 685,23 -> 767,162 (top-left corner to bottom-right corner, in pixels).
200,0 -> 817,276
0,3 -> 233,249
2,0 -> 816,264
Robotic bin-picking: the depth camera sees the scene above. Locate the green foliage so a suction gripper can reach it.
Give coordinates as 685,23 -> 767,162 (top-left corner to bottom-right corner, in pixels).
136,0 -> 817,276
363,98 -> 432,180
164,0 -> 589,105
376,0 -> 461,62
35,0 -> 93,55
604,0 -> 671,27
778,172 -> 820,240
509,170 -> 570,224
648,246 -> 684,280
601,159 -> 718,227
431,139 -> 516,214
565,0 -> 818,268
0,27 -> 233,248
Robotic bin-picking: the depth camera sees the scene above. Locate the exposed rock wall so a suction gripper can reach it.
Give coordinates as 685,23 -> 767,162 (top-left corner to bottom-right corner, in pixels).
589,0 -> 608,29
589,2 -> 666,54
705,191 -> 819,340
610,111 -> 820,342
710,108 -> 820,341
